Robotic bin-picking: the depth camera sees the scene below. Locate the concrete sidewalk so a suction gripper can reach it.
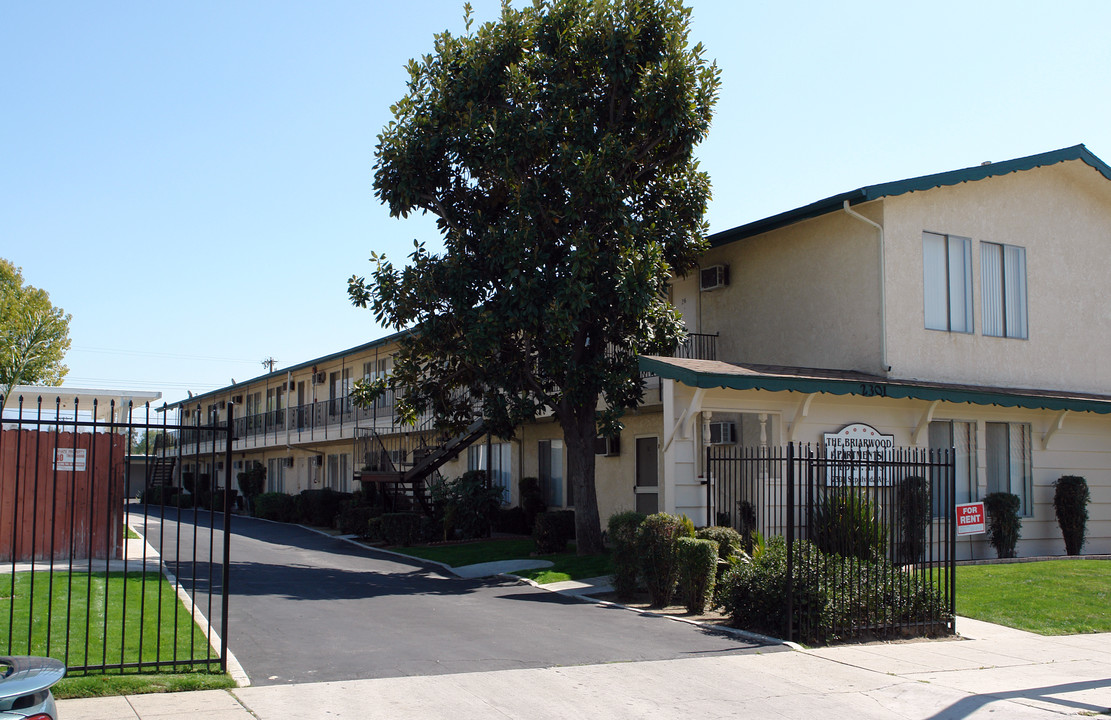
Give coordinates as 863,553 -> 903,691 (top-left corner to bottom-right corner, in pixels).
58,607 -> 1111,719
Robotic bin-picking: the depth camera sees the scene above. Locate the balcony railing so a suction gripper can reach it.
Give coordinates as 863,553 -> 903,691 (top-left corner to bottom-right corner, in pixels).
672,332 -> 717,361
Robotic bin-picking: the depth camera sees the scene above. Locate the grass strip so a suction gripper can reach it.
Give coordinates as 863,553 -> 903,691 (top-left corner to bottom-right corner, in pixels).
54,671 -> 236,699
1,571 -> 221,672
957,560 -> 1111,635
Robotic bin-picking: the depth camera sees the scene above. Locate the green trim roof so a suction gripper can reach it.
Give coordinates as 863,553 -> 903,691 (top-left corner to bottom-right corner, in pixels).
639,356 -> 1111,416
709,144 -> 1111,248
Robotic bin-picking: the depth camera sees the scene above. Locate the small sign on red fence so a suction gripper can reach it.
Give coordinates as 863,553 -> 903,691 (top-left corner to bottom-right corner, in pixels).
956,501 -> 986,536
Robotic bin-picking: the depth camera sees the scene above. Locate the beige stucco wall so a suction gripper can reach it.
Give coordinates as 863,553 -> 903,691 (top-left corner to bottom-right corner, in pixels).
883,160 -> 1111,393
678,205 -> 885,373
664,379 -> 1111,559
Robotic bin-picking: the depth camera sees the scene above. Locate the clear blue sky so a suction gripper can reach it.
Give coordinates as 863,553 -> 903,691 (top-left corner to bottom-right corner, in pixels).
3,0 -> 1110,406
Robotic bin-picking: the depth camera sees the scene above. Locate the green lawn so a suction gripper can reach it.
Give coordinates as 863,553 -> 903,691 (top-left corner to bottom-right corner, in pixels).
957,560 -> 1111,635
1,571 -> 223,674
393,539 -> 613,584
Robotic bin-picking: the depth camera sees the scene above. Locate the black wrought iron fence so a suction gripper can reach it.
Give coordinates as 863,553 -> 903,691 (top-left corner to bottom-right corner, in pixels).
707,443 -> 955,643
0,394 -> 232,676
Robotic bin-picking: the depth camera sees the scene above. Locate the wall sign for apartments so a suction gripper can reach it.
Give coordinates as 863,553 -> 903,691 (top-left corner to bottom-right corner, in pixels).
822,422 -> 895,486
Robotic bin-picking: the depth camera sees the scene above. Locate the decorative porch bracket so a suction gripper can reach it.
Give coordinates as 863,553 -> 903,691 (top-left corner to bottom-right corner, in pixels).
1042,409 -> 1069,450
663,387 -> 706,453
786,393 -> 818,442
912,399 -> 941,445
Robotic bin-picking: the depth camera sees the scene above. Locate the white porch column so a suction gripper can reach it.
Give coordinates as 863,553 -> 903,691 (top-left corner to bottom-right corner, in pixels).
662,379 -> 708,525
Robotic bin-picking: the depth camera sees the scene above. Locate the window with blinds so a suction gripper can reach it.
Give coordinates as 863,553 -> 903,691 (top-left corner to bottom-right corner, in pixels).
981,242 -> 1028,339
923,232 -> 974,333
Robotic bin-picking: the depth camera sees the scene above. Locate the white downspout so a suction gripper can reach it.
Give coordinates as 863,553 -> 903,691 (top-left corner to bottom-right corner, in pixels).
843,200 -> 890,372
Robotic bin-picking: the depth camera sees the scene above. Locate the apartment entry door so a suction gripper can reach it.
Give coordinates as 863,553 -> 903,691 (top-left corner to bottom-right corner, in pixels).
634,436 -> 659,514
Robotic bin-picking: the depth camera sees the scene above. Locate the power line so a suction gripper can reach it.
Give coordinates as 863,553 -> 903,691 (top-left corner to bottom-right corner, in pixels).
71,346 -> 261,364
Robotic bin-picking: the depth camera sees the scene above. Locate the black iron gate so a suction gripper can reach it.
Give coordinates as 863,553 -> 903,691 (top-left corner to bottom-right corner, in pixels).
707,443 -> 956,643
1,394 -> 233,676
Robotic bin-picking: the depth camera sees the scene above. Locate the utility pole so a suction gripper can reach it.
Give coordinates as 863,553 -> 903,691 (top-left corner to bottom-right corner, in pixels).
261,357 -> 278,373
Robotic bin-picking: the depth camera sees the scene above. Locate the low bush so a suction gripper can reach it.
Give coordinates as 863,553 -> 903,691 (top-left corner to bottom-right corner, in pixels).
141,486 -> 179,505
297,488 -> 349,527
811,491 -> 886,560
236,462 -> 266,514
696,526 -> 743,562
677,537 -> 718,614
1053,475 -> 1090,556
430,471 -> 504,540
719,537 -> 950,644
253,492 -> 296,522
534,510 -> 575,554
635,513 -> 692,608
174,493 -> 195,509
519,477 -> 547,530
379,512 -> 422,546
896,476 -> 931,564
336,502 -> 379,538
211,488 -> 238,513
607,511 -> 646,601
984,492 -> 1022,559
493,506 -> 531,535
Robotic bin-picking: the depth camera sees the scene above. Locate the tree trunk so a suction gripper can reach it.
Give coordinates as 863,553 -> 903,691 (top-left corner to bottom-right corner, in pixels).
560,402 -> 604,555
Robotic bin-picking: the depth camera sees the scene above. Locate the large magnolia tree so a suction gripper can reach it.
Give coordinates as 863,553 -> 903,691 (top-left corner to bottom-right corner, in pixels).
1,258 -> 72,409
349,0 -> 718,554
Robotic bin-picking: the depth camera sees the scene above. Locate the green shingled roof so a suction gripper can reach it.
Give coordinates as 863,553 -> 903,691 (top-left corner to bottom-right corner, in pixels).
709,144 -> 1111,248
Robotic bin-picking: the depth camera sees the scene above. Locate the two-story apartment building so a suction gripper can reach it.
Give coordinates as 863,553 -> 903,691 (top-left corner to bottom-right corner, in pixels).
650,144 -> 1111,558
168,144 -> 1111,558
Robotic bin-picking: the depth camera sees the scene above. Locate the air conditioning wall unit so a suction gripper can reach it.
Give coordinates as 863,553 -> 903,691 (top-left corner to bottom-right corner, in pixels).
285,457 -> 295,468
314,372 -> 327,384
709,421 -> 736,445
313,455 -> 323,467
219,400 -> 226,410
594,434 -> 621,457
232,394 -> 243,404
700,264 -> 730,292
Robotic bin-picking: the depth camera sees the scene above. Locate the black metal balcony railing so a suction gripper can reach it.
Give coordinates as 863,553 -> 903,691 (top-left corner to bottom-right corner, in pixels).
673,332 -> 717,361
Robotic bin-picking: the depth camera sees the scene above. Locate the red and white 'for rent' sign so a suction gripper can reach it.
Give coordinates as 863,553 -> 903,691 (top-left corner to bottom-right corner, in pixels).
956,502 -> 986,536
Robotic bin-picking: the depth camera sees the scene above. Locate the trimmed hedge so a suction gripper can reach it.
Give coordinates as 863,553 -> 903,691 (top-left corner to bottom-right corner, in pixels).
534,510 -> 575,554
1053,475 -> 1090,556
696,526 -> 743,562
607,511 -> 646,601
379,512 -> 422,546
253,492 -> 296,522
984,492 -> 1022,559
297,488 -> 348,527
635,513 -> 691,608
720,537 -> 950,644
677,537 -> 718,614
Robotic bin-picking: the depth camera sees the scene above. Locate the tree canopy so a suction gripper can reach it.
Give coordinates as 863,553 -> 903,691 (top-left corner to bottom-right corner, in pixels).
1,259 -> 72,408
349,0 -> 719,553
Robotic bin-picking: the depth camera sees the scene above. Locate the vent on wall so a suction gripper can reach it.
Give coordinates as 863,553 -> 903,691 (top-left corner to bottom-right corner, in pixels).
314,372 -> 326,384
700,264 -> 729,291
709,421 -> 736,445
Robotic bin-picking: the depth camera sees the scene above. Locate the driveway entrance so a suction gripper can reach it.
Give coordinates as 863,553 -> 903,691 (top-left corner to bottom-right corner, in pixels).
145,514 -> 777,685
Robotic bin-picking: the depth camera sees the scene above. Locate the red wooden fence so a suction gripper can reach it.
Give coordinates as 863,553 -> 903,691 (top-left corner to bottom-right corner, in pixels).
0,429 -> 126,562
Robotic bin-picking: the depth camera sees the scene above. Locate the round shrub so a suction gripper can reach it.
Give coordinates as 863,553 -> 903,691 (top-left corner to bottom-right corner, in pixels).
677,537 -> 718,614
984,492 -> 1022,559
1053,476 -> 1090,556
635,513 -> 688,608
534,510 -> 575,554
253,492 -> 295,522
696,526 -> 743,561
607,511 -> 646,601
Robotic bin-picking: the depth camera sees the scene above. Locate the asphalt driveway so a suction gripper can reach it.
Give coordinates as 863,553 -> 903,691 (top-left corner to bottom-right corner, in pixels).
135,510 -> 779,686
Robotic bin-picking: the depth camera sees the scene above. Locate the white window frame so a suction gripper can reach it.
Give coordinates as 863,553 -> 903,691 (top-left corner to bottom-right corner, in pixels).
981,241 -> 1028,339
927,419 -> 977,516
538,439 -> 564,508
467,442 -> 512,504
985,422 -> 1033,517
923,232 -> 973,333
